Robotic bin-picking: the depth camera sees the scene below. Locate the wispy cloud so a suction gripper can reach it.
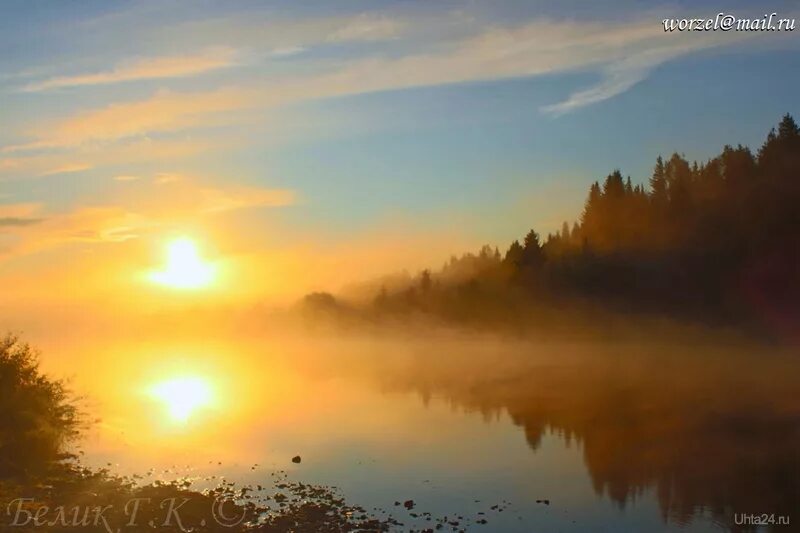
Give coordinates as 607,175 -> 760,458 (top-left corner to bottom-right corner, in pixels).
143,11 -> 414,52
2,13 -> 785,156
541,68 -> 647,116
270,46 -> 306,58
154,172 -> 185,185
21,47 -> 239,92
0,217 -> 43,227
151,173 -> 295,213
303,16 -> 758,115
39,163 -> 92,176
0,177 -> 294,259
1,141 -> 61,155
15,88 -> 252,149
326,13 -> 406,42
37,206 -> 151,245
196,185 -> 295,214
1,138 -> 215,181
0,203 -> 44,227
539,30 -> 752,115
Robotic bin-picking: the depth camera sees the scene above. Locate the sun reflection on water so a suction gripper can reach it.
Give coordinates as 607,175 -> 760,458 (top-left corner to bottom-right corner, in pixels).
148,376 -> 215,423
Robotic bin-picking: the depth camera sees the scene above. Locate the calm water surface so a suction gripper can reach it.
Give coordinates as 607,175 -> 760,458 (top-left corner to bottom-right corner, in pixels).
37,332 -> 800,532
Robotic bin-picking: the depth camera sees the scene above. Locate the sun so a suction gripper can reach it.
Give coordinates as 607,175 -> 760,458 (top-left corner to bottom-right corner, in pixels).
148,376 -> 214,423
148,237 -> 216,289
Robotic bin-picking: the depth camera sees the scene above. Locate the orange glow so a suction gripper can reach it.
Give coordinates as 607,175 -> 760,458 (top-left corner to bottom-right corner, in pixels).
148,375 -> 215,423
148,237 -> 216,289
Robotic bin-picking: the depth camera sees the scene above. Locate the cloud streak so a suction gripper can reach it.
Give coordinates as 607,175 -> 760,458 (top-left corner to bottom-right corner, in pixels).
1,138 -> 215,181
539,30 -> 753,115
39,163 -> 93,176
21,47 -> 239,92
0,217 -> 42,227
0,203 -> 44,227
0,176 -> 294,260
2,13 -> 788,158
7,88 -> 252,151
326,13 -> 406,43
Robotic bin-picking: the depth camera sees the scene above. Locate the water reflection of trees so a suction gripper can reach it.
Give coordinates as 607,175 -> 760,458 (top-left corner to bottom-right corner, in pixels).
372,342 -> 799,532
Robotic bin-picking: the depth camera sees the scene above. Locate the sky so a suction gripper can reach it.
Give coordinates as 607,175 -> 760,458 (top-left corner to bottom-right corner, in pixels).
0,0 -> 798,310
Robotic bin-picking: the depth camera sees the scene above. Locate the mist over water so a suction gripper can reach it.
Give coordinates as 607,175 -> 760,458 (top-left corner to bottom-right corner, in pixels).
2,3 -> 798,530
29,321 -> 799,533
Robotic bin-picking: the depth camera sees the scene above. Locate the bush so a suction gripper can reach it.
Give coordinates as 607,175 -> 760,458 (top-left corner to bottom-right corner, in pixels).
0,334 -> 79,479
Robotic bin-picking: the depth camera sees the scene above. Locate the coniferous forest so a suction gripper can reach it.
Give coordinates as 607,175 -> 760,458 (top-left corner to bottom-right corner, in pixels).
332,115 -> 800,337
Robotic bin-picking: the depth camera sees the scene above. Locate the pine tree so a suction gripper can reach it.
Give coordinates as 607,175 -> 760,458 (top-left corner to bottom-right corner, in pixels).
650,155 -> 668,206
778,113 -> 799,138
504,240 -> 524,268
522,230 -> 544,268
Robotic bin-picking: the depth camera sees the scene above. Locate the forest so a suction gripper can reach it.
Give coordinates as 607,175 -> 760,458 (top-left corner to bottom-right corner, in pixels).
308,114 -> 800,339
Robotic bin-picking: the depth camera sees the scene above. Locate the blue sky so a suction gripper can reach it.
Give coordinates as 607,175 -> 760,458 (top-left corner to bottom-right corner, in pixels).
0,0 -> 798,301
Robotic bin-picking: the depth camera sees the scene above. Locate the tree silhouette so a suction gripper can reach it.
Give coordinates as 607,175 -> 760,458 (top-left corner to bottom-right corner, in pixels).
363,115 -> 800,337
0,335 -> 79,479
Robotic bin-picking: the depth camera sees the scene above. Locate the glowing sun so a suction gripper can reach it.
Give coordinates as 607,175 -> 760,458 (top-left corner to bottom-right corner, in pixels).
149,237 -> 215,289
149,376 -> 214,423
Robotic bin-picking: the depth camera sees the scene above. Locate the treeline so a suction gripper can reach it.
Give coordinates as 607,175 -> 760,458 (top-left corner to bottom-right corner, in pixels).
345,115 -> 800,335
